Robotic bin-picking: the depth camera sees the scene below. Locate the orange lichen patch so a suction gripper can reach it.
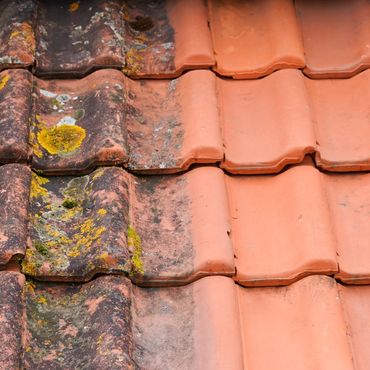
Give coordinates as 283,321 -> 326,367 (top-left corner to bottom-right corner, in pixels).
37,125 -> 86,155
0,74 -> 10,91
8,22 -> 35,55
68,2 -> 79,12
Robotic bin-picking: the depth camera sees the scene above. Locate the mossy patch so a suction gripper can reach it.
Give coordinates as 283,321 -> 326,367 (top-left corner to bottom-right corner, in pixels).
62,199 -> 78,209
34,241 -> 49,256
37,125 -> 86,155
127,225 -> 144,275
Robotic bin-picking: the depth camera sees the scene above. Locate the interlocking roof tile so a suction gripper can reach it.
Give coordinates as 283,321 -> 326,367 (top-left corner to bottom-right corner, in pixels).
227,163 -> 338,286
22,166 -> 234,283
1,273 -> 241,369
238,275 -> 354,370
220,68 -> 370,173
208,0 -> 305,78
31,69 -> 127,174
0,0 -> 36,70
0,271 -> 24,370
0,69 -> 32,163
0,0 -> 214,78
296,0 -> 370,78
0,164 -> 31,267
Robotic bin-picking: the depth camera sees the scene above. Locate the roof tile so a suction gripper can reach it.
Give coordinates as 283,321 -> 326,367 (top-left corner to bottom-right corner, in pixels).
238,275 -> 354,370
23,167 -> 234,283
0,164 -> 31,266
208,0 -> 305,78
296,0 -> 370,78
0,271 -> 24,370
0,0 -> 36,70
227,164 -> 338,286
3,273 -> 242,369
0,69 -> 32,163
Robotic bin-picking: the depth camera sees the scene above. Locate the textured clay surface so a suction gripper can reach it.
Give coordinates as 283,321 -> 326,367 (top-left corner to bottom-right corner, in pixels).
0,69 -> 32,163
0,0 -> 36,70
23,167 -> 131,281
0,164 -> 31,266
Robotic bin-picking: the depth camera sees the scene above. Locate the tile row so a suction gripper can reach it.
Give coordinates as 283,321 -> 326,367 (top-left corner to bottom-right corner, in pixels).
2,163 -> 370,285
2,68 -> 370,175
1,0 -> 370,79
1,272 -> 370,370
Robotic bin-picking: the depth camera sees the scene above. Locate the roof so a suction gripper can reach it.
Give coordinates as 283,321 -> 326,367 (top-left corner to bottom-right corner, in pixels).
0,0 -> 370,369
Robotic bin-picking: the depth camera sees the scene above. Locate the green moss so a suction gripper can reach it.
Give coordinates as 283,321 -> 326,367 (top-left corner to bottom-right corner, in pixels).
34,241 -> 49,256
62,199 -> 78,209
127,225 -> 144,275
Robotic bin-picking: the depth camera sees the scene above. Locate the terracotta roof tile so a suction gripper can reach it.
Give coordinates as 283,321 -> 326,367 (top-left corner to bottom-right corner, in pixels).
0,271 -> 24,370
220,69 -> 370,173
208,0 -> 305,78
2,273 -> 242,369
0,164 -> 31,267
296,0 -> 370,78
227,164 -> 338,286
0,69 -> 32,163
238,275 -> 354,370
0,0 -> 36,70
23,167 -> 234,283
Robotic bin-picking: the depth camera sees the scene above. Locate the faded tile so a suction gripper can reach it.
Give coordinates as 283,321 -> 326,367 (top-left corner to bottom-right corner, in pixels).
0,272 -> 24,370
0,69 -> 32,163
31,69 -> 127,174
23,167 -> 131,281
0,0 -> 36,70
0,164 -> 31,266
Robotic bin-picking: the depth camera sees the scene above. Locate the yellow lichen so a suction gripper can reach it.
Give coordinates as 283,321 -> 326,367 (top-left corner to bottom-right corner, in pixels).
36,295 -> 47,304
0,73 -> 9,91
127,225 -> 144,275
69,2 -> 79,12
97,208 -> 107,216
37,125 -> 86,155
22,249 -> 39,275
122,48 -> 143,75
30,173 -> 49,199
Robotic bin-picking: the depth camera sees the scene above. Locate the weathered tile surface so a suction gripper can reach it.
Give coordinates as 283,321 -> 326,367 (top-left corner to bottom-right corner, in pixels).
31,69 -> 127,174
0,164 -> 31,266
23,167 -> 131,281
208,0 -> 305,78
0,0 -> 36,70
0,69 -> 32,163
0,272 -> 24,370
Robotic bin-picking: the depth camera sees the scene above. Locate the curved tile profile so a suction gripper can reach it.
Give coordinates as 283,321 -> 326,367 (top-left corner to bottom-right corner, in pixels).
0,272 -> 24,370
126,69 -> 223,173
23,167 -> 131,281
208,0 -> 305,78
0,164 -> 31,266
0,69 -> 32,163
31,69 -> 127,174
238,275 -> 354,370
131,167 -> 234,286
219,69 -> 316,174
34,0 -> 213,78
296,0 -> 370,78
22,275 -> 242,370
0,0 -> 36,70
227,164 -> 338,286
325,173 -> 370,284
306,70 -> 370,172
24,167 -> 234,283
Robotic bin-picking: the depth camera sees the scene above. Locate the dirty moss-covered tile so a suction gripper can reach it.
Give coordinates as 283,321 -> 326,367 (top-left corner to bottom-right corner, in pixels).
23,167 -> 131,281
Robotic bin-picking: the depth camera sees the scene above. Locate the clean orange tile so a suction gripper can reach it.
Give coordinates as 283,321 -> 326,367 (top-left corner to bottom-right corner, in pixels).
306,71 -> 370,171
209,0 -> 305,78
325,173 -> 370,284
219,69 -> 315,173
227,164 -> 338,286
296,0 -> 370,78
238,275 -> 354,370
339,284 -> 370,370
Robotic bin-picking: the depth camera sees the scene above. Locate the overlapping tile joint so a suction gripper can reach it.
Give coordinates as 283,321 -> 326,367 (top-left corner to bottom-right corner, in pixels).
1,0 -> 370,369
